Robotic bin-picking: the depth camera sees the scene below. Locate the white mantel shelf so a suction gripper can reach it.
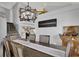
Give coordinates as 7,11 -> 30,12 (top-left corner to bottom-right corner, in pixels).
12,39 -> 65,57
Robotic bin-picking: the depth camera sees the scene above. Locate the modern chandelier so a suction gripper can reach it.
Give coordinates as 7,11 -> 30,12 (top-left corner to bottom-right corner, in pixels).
19,2 -> 47,23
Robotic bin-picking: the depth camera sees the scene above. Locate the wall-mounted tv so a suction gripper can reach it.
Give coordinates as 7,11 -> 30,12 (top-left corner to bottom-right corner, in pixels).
38,19 -> 57,28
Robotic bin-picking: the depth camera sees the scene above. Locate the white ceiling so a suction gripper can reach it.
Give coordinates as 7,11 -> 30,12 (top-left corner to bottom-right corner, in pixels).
0,2 -> 79,12
0,2 -> 16,9
24,2 -> 72,12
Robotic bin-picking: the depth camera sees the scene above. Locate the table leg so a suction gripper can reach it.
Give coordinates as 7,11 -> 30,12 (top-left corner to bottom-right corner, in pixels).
3,44 -> 5,57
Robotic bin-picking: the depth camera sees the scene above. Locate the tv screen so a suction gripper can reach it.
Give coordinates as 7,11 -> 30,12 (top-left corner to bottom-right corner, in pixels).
38,19 -> 57,28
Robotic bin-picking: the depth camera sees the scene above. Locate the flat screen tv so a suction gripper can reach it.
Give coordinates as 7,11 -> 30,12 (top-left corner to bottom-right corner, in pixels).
38,19 -> 57,28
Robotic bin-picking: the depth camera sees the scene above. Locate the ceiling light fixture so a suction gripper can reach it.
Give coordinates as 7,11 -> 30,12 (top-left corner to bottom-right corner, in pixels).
19,2 -> 47,23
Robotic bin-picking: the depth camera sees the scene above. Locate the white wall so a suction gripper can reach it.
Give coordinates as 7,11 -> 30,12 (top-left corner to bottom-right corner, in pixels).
0,6 -> 9,44
35,6 -> 79,45
11,3 -> 79,45
12,3 -> 28,38
0,6 -> 10,22
8,9 -> 13,23
12,2 -> 35,38
0,17 -> 7,44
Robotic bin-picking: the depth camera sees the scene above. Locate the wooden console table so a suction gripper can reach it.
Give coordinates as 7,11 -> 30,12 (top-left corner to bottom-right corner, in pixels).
11,40 -> 65,57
